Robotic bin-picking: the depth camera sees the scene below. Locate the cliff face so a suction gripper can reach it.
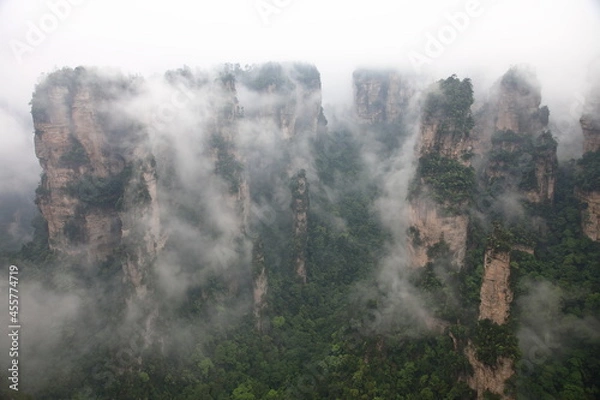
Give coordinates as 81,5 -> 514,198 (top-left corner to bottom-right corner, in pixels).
581,115 -> 600,154
291,170 -> 309,283
32,69 -> 161,297
32,63 -> 324,313
408,197 -> 468,267
240,63 -> 325,139
484,68 -> 557,204
577,189 -> 600,241
252,240 -> 268,331
418,116 -> 474,162
466,247 -> 515,400
528,134 -> 558,203
461,68 -> 551,398
353,69 -> 416,124
581,87 -> 600,153
466,346 -> 514,400
577,89 -> 600,241
408,75 -> 475,268
493,69 -> 546,135
479,249 -> 512,324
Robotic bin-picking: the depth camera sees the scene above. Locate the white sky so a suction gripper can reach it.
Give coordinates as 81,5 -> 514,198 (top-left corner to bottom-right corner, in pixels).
1,0 -> 599,192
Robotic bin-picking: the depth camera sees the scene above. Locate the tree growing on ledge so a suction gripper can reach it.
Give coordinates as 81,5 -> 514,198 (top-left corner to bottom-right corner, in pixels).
424,74 -> 475,137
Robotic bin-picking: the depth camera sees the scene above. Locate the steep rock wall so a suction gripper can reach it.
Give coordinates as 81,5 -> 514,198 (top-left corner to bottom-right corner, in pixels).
408,75 -> 475,268
479,249 -> 512,324
577,88 -> 600,241
34,78 -> 132,260
408,197 -> 468,267
493,68 -> 546,135
466,247 -> 514,399
581,115 -> 600,154
252,240 -> 268,331
353,69 -> 416,124
484,68 -> 556,204
32,68 -> 162,297
466,346 -> 514,400
291,170 -> 309,283
240,63 -> 325,139
576,189 -> 600,242
581,85 -> 600,153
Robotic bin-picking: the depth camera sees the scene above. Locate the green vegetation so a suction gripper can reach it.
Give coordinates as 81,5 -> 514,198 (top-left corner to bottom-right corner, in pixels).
500,66 -> 538,93
416,153 -> 476,209
487,222 -> 514,254
67,166 -> 132,209
424,75 -> 474,137
291,63 -> 321,90
8,67 -> 600,400
59,136 -> 89,167
510,166 -> 600,398
239,62 -> 294,93
211,134 -> 244,193
133,178 -> 151,205
63,212 -> 86,244
31,67 -> 140,124
488,129 -> 557,195
34,173 -> 50,200
575,150 -> 600,192
474,319 -> 520,366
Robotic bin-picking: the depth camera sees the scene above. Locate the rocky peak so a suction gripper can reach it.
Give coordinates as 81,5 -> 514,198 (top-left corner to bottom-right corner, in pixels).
32,67 -> 145,261
408,75 -> 475,268
353,69 -> 417,124
493,67 -> 547,134
484,68 -> 557,204
237,62 -> 326,140
419,75 -> 475,161
581,115 -> 600,154
580,74 -> 600,153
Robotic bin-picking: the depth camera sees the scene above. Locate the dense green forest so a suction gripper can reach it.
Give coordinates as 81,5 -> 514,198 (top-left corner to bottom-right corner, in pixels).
4,134 -> 599,400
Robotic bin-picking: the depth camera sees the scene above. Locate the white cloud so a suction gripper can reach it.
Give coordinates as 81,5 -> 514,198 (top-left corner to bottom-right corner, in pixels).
0,0 -> 599,192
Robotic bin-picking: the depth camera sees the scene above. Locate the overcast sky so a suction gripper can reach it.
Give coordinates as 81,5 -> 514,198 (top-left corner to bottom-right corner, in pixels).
1,0 -> 599,193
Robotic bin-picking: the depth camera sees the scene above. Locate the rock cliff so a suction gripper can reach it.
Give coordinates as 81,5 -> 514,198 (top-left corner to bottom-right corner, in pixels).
492,68 -> 547,135
466,346 -> 514,400
581,86 -> 600,154
576,88 -> 600,241
290,169 -> 309,283
581,115 -> 600,154
239,63 -> 325,139
252,240 -> 268,331
465,246 -> 515,399
408,75 -> 475,268
484,68 -> 557,204
32,63 -> 324,320
353,69 -> 416,124
577,189 -> 600,241
479,248 -> 512,325
32,68 -> 160,296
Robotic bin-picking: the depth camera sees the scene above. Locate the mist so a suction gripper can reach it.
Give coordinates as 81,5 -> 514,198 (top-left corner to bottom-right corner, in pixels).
0,0 -> 599,397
